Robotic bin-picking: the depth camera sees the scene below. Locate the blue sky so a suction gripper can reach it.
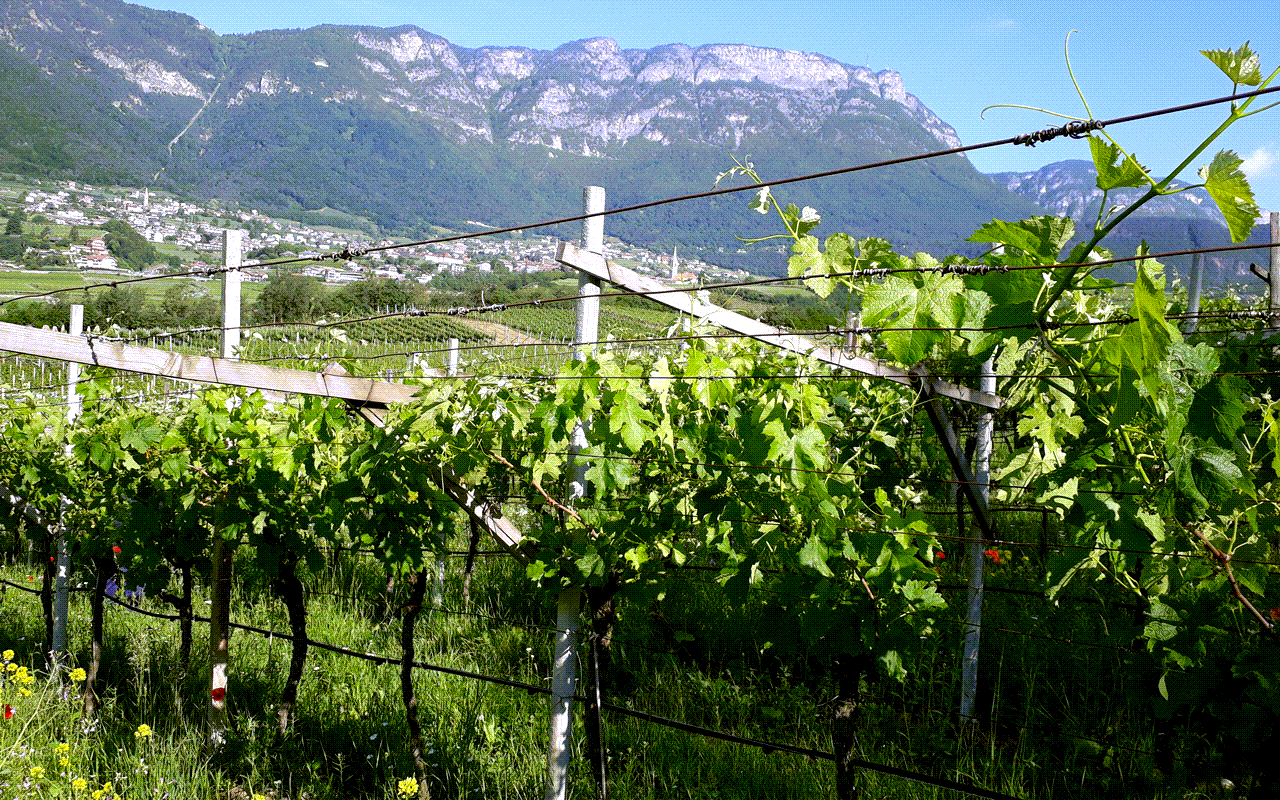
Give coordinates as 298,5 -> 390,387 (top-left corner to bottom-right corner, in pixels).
145,0 -> 1280,213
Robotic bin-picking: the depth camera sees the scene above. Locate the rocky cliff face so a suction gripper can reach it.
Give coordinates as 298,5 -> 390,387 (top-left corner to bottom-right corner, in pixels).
0,1 -> 960,157
988,159 -> 1226,224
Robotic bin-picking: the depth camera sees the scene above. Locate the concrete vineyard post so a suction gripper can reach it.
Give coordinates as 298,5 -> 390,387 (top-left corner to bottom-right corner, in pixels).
51,304 -> 83,668
1271,212 -> 1280,330
545,186 -> 604,800
1186,253 -> 1203,333
222,231 -> 241,360
209,229 -> 241,747
959,357 -> 995,726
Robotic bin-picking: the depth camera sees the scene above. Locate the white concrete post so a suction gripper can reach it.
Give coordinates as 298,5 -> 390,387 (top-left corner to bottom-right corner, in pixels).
1186,253 -> 1204,333
545,186 -> 604,800
1270,212 -> 1280,330
447,337 -> 460,377
959,357 -> 994,724
221,230 -> 242,359
209,229 -> 241,747
51,304 -> 83,667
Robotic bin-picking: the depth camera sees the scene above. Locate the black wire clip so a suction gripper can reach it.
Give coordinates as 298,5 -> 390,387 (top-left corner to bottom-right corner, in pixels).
1014,119 -> 1105,147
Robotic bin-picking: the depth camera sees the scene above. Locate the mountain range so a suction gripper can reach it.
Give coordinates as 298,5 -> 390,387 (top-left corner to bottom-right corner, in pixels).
0,0 -> 1050,272
992,160 -> 1274,286
0,0 -> 1267,280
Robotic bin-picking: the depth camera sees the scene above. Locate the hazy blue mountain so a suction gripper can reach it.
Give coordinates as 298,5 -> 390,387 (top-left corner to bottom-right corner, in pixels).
0,0 -> 1049,271
990,159 -> 1273,287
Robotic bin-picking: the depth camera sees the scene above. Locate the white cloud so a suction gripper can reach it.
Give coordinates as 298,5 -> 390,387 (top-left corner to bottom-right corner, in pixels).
970,18 -> 1019,34
1241,145 -> 1278,179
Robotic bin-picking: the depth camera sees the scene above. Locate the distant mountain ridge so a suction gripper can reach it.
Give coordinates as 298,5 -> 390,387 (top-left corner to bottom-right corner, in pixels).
0,0 -> 1048,271
988,159 -> 1272,287
987,159 -> 1228,224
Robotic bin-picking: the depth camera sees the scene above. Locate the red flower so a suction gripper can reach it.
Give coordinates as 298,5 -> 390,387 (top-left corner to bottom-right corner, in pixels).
984,548 -> 1002,564
211,687 -> 226,702
4,705 -> 12,719
936,551 -> 946,561
1269,608 -> 1280,622
112,546 -> 121,554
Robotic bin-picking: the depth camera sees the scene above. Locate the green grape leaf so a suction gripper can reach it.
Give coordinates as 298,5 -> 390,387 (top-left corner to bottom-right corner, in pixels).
749,186 -> 772,214
1201,42 -> 1263,86
1199,150 -> 1260,243
1088,136 -> 1149,190
787,235 -> 833,298
799,535 -> 835,578
968,215 -> 1076,263
1111,357 -> 1141,426
780,203 -> 822,236
862,271 -> 965,365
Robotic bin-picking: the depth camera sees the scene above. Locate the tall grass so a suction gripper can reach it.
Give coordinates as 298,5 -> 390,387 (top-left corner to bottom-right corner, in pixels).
0,530 -> 1238,799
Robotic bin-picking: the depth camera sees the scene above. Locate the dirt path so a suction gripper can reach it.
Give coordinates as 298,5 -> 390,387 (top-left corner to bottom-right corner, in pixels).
454,317 -> 546,346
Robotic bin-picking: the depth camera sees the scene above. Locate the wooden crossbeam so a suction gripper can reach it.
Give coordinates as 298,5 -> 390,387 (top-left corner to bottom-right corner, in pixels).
909,366 -> 997,541
0,321 -> 418,406
0,324 -> 524,554
555,242 -> 1001,409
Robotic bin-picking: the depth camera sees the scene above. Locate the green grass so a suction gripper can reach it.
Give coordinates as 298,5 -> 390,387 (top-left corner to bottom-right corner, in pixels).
0,270 -> 94,295
0,518 -> 1235,800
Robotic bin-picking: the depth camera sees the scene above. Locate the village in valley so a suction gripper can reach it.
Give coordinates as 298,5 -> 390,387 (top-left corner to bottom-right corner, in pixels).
0,174 -> 738,298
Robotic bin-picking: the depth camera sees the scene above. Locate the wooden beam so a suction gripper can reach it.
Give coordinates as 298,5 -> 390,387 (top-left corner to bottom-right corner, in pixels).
910,366 -> 997,542
0,321 -> 418,406
555,242 -> 1001,409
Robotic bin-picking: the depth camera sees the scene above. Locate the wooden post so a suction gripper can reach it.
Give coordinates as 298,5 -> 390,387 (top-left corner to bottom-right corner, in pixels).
51,304 -> 83,669
209,229 -> 241,747
545,186 -> 604,800
959,358 -> 994,728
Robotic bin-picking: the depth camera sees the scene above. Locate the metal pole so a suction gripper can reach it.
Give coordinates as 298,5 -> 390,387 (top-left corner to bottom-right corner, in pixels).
959,358 -> 994,726
51,304 -> 83,668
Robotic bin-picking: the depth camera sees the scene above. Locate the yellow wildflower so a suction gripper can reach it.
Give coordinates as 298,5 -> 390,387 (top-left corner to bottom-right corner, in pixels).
29,766 -> 45,779
72,778 -> 88,792
5,662 -> 15,672
253,795 -> 266,800
134,723 -> 152,739
2,649 -> 12,661
56,742 -> 71,755
69,667 -> 87,682
397,777 -> 419,797
60,757 -> 71,768
19,687 -> 31,696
